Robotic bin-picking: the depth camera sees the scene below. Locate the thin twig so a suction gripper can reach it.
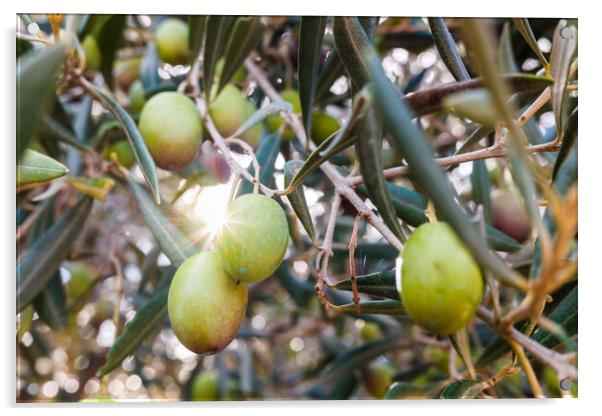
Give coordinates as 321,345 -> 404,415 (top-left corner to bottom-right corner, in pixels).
315,193 -> 341,309
508,339 -> 545,398
347,213 -> 363,312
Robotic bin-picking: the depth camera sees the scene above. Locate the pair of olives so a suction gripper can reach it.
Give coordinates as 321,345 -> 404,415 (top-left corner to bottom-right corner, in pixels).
168,193 -> 289,354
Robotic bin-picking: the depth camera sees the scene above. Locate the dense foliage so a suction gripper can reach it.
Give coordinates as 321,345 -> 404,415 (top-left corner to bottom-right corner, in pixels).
16,14 -> 577,401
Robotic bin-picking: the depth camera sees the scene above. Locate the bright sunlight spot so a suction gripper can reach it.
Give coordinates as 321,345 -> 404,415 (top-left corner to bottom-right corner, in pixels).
193,182 -> 232,237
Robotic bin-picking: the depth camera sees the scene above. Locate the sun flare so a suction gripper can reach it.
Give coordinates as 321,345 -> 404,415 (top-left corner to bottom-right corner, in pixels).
193,182 -> 232,237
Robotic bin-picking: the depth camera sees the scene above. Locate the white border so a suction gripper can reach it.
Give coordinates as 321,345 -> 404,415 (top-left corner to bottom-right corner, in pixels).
3,1 -> 600,415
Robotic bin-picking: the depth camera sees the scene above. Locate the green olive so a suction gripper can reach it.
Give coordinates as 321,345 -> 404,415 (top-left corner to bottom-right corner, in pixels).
128,79 -> 146,114
265,89 -> 300,141
311,111 -> 340,144
400,222 -> 483,335
103,140 -> 136,168
168,251 -> 248,354
154,18 -> 189,65
359,321 -> 382,341
208,84 -> 262,147
491,189 -> 531,243
191,371 -> 219,401
361,357 -> 396,399
67,262 -> 95,300
216,193 -> 289,283
113,56 -> 142,91
81,35 -> 101,71
138,92 -> 203,170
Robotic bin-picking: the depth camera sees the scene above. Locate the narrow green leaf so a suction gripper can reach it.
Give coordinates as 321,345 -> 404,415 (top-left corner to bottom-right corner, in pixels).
333,269 -> 397,300
334,299 -> 405,316
127,176 -> 197,267
27,199 -> 67,331
454,126 -> 492,156
499,22 -> 519,74
531,285 -> 577,351
90,83 -> 160,203
139,42 -> 161,90
233,101 -> 292,138
282,95 -> 366,195
471,160 -> 492,223
484,226 -> 522,252
218,17 -> 263,94
385,382 -> 432,400
552,108 -> 577,180
513,18 -> 551,75
320,335 -> 405,383
17,149 -> 69,186
549,22 -> 577,133
17,197 -> 93,312
284,160 -> 316,243
427,17 -> 470,81
443,88 -> 499,126
406,74 -> 553,117
356,108 -> 404,239
440,380 -> 486,399
333,17 -> 372,90
366,49 -> 523,288
96,15 -> 126,88
357,181 -> 428,227
204,16 -> 235,100
17,45 -> 67,158
188,15 -> 207,64
237,132 -> 282,196
298,16 -> 327,138
315,50 -> 344,102
97,287 -> 169,377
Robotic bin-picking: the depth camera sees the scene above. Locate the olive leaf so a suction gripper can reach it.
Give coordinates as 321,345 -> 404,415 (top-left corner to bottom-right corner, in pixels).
385,382 -> 433,400
188,15 -> 207,64
96,15 -> 127,88
333,17 -> 373,90
237,132 -> 282,196
440,380 -> 487,399
97,287 -> 169,377
203,15 -> 235,100
513,18 -> 551,75
89,83 -> 161,203
139,42 -> 161,90
471,160 -> 493,223
17,149 -> 69,187
17,44 -> 67,158
552,108 -> 577,180
550,22 -> 577,134
427,17 -> 470,81
284,160 -> 317,244
127,176 -> 197,266
17,196 -> 93,312
319,335 -> 405,383
334,299 -> 405,316
218,16 -> 263,94
366,48 -> 523,288
334,268 -> 398,300
315,48 -> 344,102
356,107 -> 404,240
298,16 -> 327,137
499,22 -> 519,74
232,102 -> 292,138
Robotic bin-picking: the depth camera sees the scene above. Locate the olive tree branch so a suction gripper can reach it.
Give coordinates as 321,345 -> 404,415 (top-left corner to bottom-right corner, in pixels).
244,58 -> 404,252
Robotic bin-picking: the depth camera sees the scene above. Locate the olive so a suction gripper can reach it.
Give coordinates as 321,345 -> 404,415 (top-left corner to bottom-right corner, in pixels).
154,18 -> 189,65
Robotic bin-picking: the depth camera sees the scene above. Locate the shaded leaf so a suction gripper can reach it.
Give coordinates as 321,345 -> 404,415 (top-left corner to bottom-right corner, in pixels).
385,382 -> 432,400
366,49 -> 522,288
550,22 -> 577,133
204,16 -> 235,100
513,18 -> 551,74
17,149 -> 69,186
139,42 -> 161,90
552,108 -> 577,180
284,160 -> 316,243
440,380 -> 486,399
498,22 -> 519,74
233,101 -> 292,138
188,15 -> 207,64
97,287 -> 169,377
298,16 -> 327,137
17,197 -> 93,312
334,299 -> 405,316
427,17 -> 470,81
315,49 -> 344,102
218,17 -> 263,94
96,15 -> 126,88
237,132 -> 282,196
356,107 -> 404,240
127,176 -> 197,267
17,45 -> 66,158
89,83 -> 160,203
333,268 -> 398,300
333,17 -> 372,90
471,160 -> 492,223
320,335 -> 405,382
531,285 -> 577,351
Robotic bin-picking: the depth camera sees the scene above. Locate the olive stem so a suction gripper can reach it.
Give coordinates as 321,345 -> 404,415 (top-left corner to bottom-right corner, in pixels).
224,137 -> 261,194
508,339 -> 545,398
314,193 -> 342,309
